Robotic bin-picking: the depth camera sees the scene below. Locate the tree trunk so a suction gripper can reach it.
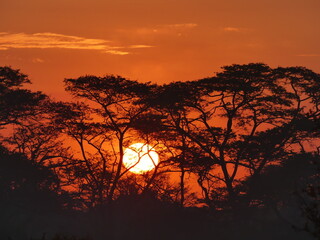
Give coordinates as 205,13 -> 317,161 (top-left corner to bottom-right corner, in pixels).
107,134 -> 124,203
180,165 -> 185,207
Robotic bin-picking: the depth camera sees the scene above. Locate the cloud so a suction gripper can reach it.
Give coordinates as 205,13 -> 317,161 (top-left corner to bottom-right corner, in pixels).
104,50 -> 130,55
296,54 -> 320,57
223,27 -> 241,32
161,23 -> 198,29
128,45 -> 154,49
120,23 -> 198,36
0,32 -> 152,55
32,58 -> 44,63
223,27 -> 250,33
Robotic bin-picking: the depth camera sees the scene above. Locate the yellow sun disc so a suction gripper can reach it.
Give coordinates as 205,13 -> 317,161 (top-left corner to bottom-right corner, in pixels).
123,143 -> 159,174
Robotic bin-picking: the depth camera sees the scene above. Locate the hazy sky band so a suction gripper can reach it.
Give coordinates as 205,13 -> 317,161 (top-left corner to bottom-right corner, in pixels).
1,0 -> 319,96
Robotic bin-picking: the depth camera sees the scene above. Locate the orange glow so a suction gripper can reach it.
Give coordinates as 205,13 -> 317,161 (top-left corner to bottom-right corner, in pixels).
1,0 -> 319,98
123,143 -> 159,174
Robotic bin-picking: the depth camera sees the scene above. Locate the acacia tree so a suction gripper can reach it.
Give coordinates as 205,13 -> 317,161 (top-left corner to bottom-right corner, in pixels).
0,66 -> 46,128
0,67 -> 75,204
54,75 -> 166,206
0,67 -> 74,238
146,63 -> 320,207
130,113 -> 198,207
0,66 -> 68,174
5,121 -> 71,166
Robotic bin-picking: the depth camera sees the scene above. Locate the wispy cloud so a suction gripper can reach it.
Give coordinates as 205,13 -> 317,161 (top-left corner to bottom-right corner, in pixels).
120,23 -> 198,36
160,23 -> 198,29
296,54 -> 320,57
32,58 -> 44,63
128,45 -> 154,49
223,27 -> 250,33
0,32 -> 152,55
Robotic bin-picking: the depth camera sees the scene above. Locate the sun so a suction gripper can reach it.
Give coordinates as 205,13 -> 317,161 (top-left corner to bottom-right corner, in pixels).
123,143 -> 159,174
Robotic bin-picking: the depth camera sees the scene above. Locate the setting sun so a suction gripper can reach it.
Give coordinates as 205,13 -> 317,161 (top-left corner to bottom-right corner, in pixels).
123,143 -> 159,174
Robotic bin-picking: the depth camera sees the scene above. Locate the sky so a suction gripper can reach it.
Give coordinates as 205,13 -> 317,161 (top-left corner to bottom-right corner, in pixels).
1,0 -> 320,99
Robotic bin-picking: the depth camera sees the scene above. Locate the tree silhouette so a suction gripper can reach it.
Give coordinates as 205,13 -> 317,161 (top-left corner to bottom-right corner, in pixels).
144,63 -> 320,207
0,66 -> 47,127
0,66 -> 75,239
3,106 -> 73,168
298,153 -> 320,239
51,75 -> 162,206
0,64 -> 319,239
0,143 -> 69,239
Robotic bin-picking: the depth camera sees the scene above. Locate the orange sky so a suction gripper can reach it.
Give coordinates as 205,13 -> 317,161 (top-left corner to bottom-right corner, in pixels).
1,0 -> 320,99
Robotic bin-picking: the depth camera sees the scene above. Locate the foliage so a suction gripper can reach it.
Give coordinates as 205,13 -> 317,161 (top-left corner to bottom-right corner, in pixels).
0,64 -> 319,239
47,75 -> 170,207
144,63 -> 320,207
0,66 -> 47,127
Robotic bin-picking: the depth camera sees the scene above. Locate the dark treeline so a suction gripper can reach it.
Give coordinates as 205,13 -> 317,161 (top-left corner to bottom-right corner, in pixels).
0,63 -> 319,240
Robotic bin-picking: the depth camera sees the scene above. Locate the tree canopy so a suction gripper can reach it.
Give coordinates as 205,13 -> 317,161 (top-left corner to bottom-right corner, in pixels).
0,64 -> 319,239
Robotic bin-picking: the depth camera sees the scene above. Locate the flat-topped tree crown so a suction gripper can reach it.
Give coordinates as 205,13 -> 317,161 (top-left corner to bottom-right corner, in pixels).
142,63 -> 320,206
64,75 -> 151,105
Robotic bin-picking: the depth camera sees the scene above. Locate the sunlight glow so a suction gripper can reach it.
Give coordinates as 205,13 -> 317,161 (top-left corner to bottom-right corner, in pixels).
123,143 -> 159,174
